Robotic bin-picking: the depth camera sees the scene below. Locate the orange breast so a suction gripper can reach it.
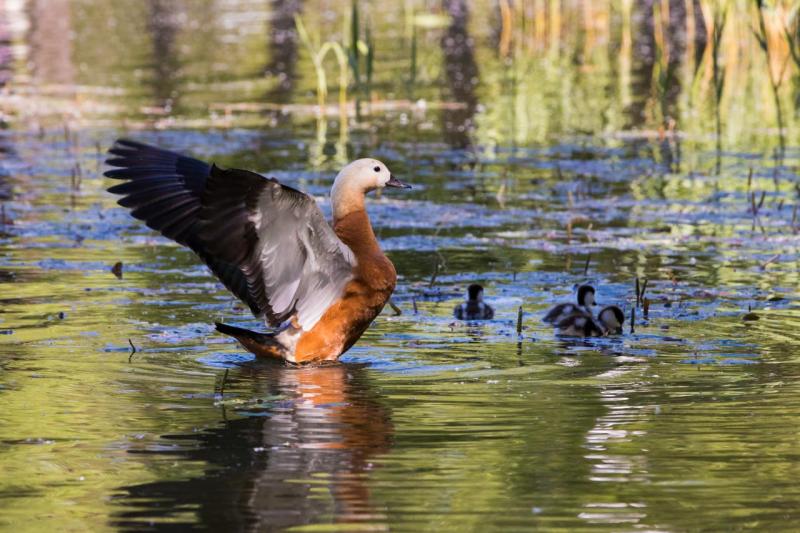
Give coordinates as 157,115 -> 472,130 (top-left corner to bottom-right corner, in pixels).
292,210 -> 396,363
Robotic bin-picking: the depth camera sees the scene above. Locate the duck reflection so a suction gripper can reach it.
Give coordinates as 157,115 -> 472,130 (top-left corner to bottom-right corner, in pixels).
113,362 -> 393,531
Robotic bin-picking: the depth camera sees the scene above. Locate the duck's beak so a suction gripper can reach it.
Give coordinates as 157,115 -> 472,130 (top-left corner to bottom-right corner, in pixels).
386,175 -> 412,189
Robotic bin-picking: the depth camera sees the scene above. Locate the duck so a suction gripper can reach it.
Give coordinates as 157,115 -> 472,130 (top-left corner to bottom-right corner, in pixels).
105,139 -> 411,364
453,283 -> 494,320
555,304 -> 625,337
542,284 -> 596,324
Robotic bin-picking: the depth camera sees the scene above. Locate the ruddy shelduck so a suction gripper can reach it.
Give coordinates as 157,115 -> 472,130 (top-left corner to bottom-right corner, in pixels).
105,139 -> 410,364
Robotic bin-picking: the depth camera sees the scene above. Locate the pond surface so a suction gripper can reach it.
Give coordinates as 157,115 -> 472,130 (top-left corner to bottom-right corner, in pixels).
3,1 -> 800,531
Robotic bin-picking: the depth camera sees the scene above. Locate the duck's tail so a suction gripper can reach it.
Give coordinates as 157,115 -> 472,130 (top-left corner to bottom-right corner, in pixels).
214,322 -> 285,359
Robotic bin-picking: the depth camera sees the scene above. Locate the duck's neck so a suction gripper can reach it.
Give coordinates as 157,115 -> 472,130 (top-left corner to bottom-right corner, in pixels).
334,207 -> 381,256
332,185 -> 382,254
331,180 -> 367,221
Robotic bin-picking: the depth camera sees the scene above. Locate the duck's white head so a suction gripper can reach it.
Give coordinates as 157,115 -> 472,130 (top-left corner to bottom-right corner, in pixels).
331,158 -> 410,220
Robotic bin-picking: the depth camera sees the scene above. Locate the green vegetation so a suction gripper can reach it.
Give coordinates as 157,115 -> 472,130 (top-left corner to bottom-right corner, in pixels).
0,0 -> 795,152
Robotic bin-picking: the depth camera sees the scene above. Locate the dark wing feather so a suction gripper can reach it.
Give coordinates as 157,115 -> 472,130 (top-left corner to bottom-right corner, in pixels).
104,139 -> 259,314
200,165 -> 355,329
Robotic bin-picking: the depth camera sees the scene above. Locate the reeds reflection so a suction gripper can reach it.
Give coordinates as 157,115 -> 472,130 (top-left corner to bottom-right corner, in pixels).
112,362 -> 393,531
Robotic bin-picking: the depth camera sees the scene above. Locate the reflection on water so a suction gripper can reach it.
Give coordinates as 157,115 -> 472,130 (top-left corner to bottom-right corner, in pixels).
26,0 -> 74,86
145,0 -> 180,111
0,1 -> 12,90
2,0 -> 800,531
626,0 -> 706,129
265,0 -> 303,102
440,0 -> 478,149
113,363 -> 392,530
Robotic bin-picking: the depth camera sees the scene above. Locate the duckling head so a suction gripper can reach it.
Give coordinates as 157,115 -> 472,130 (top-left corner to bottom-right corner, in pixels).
598,305 -> 625,334
577,284 -> 596,308
332,158 -> 410,220
467,283 -> 484,302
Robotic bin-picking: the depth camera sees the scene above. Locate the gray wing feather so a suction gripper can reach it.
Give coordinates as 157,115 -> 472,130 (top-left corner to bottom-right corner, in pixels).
201,165 -> 355,330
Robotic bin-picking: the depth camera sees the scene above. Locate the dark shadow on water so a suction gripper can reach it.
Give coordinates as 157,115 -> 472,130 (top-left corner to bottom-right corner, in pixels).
264,0 -> 303,104
112,361 -> 393,531
26,0 -> 75,86
0,132 -> 17,234
146,0 -> 181,110
625,0 -> 706,133
440,0 -> 479,150
0,1 -> 12,90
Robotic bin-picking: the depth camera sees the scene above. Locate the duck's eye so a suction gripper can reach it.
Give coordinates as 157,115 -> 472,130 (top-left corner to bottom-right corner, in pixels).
373,166 -> 380,172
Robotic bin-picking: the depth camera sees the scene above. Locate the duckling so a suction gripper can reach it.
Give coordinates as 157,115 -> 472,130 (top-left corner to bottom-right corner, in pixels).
453,284 -> 494,320
543,284 -> 596,324
105,139 -> 411,364
555,304 -> 625,337
597,305 -> 625,334
555,311 -> 604,337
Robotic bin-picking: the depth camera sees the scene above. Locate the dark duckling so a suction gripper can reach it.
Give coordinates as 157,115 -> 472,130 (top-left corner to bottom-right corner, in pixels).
597,305 -> 624,334
543,284 -> 596,325
555,311 -> 604,337
555,304 -> 625,337
454,284 -> 494,320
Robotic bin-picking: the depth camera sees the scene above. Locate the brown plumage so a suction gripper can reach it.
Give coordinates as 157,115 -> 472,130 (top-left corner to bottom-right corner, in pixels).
291,210 -> 398,363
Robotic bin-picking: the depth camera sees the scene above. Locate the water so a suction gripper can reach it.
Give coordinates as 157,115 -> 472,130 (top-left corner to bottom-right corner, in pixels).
3,1 -> 800,531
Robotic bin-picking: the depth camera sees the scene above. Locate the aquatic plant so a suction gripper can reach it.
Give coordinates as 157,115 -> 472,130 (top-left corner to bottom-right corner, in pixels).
294,14 -> 351,166
294,14 -> 349,115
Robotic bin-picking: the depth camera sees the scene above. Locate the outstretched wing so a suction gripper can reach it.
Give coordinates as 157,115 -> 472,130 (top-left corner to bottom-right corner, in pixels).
105,139 -> 355,329
199,164 -> 355,329
105,139 -> 259,314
